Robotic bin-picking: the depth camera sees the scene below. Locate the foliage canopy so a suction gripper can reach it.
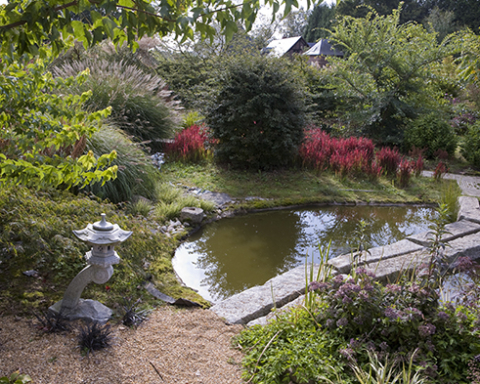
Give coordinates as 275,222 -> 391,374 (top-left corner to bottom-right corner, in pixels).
207,56 -> 306,170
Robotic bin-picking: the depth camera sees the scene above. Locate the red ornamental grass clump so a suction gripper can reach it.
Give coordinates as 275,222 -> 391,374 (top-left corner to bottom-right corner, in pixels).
300,126 -> 379,178
299,128 -> 336,170
397,159 -> 414,187
376,147 -> 402,176
164,124 -> 214,162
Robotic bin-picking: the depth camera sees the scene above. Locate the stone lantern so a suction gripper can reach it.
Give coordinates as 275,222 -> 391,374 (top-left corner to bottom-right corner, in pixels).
49,213 -> 132,323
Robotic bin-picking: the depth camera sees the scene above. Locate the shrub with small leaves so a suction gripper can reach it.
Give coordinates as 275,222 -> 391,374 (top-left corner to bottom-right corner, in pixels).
461,121 -> 480,168
404,113 -> 457,159
207,56 -> 306,170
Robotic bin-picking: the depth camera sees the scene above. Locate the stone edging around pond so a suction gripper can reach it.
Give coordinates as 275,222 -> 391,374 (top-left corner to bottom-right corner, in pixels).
210,196 -> 480,326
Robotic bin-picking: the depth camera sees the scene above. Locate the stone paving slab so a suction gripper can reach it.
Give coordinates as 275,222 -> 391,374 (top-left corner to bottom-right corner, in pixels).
210,264 -> 331,324
407,220 -> 480,247
457,196 -> 480,223
363,250 -> 430,283
446,232 -> 480,262
328,239 -> 424,274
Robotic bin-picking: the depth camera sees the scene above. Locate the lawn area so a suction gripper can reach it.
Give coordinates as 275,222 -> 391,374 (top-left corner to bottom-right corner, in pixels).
161,161 -> 459,208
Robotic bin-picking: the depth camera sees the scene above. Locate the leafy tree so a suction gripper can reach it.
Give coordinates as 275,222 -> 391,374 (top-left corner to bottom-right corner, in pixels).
303,3 -> 336,42
424,6 -> 458,43
280,7 -> 309,38
335,0 -> 429,25
0,0 -> 304,188
326,7 -> 459,145
207,56 -> 306,170
0,56 -> 117,188
426,0 -> 480,34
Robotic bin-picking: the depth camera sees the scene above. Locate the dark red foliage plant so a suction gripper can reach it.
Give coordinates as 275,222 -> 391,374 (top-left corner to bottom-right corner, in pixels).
164,124 -> 215,162
299,126 -> 380,179
375,147 -> 402,176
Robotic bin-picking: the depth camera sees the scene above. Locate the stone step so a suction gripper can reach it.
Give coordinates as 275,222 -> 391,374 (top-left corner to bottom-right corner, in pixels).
210,264 -> 332,324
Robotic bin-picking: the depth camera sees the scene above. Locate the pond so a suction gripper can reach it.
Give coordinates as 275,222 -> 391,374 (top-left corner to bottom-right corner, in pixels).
173,205 -> 435,303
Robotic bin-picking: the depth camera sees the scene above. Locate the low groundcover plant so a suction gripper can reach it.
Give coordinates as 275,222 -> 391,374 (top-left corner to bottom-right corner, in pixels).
235,266 -> 480,384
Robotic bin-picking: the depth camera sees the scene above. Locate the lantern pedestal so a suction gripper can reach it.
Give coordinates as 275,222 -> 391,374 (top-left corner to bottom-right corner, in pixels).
48,214 -> 132,324
49,299 -> 112,324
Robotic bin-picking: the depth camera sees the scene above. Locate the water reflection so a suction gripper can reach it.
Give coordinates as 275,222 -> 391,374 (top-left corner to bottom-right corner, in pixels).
173,205 -> 434,303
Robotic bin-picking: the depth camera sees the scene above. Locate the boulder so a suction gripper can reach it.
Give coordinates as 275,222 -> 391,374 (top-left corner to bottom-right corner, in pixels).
180,207 -> 205,224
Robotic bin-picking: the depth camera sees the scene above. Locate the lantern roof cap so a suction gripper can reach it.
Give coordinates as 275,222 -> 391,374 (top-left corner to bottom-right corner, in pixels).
73,213 -> 132,245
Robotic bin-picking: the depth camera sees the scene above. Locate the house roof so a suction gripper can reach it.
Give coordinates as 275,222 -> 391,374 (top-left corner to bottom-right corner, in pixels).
263,36 -> 308,57
304,39 -> 344,57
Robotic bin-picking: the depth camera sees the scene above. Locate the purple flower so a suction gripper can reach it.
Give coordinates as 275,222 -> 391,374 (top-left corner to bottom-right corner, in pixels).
333,275 -> 345,287
438,311 -> 449,321
349,338 -> 360,349
339,347 -> 355,361
342,295 -> 353,304
337,318 -> 348,327
354,316 -> 363,325
418,323 -> 436,337
386,284 -> 402,293
379,341 -> 388,351
385,307 -> 399,320
308,281 -> 328,292
425,340 -> 435,352
326,319 -> 334,328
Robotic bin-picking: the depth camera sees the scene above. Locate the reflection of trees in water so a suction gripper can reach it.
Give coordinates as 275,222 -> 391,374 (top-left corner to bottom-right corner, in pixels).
308,206 -> 434,258
180,206 -> 434,302
193,211 -> 303,301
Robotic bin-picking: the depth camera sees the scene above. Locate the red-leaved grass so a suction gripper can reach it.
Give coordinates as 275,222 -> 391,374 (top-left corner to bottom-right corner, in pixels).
397,159 -> 414,187
300,126 -> 380,178
164,124 -> 215,162
376,147 -> 402,176
434,161 -> 448,182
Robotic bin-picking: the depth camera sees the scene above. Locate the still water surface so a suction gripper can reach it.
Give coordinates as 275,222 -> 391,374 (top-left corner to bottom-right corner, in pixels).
173,205 -> 435,303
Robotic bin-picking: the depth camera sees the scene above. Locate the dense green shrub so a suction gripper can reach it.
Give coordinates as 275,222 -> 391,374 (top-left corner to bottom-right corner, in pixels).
207,56 -> 306,170
82,125 -> 158,203
53,59 -> 179,143
404,113 -> 457,159
461,121 -> 480,167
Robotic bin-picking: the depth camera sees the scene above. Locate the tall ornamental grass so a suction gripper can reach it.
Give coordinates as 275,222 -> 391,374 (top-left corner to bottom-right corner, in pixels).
53,59 -> 180,143
82,124 -> 158,203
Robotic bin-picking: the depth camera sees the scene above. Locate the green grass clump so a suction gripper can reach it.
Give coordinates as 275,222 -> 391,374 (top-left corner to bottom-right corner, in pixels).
82,124 -> 159,203
53,59 -> 179,143
154,183 -> 215,221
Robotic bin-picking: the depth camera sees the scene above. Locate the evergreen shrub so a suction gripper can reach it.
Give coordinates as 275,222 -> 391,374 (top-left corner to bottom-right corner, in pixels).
207,56 -> 306,170
404,113 -> 457,159
461,121 -> 480,167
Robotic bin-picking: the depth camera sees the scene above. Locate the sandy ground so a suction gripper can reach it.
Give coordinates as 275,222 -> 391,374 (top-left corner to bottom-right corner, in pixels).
0,306 -> 246,384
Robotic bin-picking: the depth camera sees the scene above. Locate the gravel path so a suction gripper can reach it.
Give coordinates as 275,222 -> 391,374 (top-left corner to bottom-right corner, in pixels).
0,306 -> 245,384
